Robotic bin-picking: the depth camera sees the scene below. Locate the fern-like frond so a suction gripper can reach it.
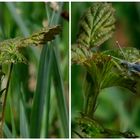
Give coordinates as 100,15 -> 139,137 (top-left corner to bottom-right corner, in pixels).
77,3 -> 115,49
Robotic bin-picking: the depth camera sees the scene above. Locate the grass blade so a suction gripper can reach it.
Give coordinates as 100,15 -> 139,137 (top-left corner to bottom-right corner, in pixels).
20,89 -> 29,138
9,97 -> 17,137
44,46 -> 53,137
3,123 -> 13,138
52,46 -> 69,138
30,44 -> 52,137
5,2 -> 29,36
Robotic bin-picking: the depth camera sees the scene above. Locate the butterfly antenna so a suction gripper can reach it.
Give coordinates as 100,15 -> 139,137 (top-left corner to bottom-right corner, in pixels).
116,41 -> 126,59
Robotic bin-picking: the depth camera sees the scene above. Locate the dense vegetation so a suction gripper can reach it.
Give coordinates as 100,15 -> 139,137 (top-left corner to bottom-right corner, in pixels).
0,2 -> 68,138
72,2 -> 140,138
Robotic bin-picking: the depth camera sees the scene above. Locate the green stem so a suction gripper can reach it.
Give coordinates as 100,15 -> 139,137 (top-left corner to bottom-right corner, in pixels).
84,73 -> 100,117
90,90 -> 99,115
84,76 -> 99,117
84,82 -> 92,114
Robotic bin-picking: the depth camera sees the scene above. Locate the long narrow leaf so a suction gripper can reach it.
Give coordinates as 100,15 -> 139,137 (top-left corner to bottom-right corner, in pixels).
44,46 -> 53,137
9,96 -> 17,137
52,46 -> 69,138
20,89 -> 29,138
3,123 -> 13,138
20,100 -> 29,138
30,44 -> 51,137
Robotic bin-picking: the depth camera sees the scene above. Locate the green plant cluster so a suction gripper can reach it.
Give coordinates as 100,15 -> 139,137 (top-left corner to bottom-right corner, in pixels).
0,2 -> 68,138
72,2 -> 140,138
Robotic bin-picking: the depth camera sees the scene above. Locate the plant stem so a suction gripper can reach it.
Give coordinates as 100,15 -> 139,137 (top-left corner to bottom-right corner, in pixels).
0,63 -> 13,137
84,74 -> 99,118
89,90 -> 99,116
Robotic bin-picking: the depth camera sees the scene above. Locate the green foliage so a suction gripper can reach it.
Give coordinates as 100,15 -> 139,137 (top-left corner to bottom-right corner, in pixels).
72,2 -> 115,64
0,2 -> 68,138
104,47 -> 140,63
0,26 -> 61,64
74,114 -> 138,138
71,44 -> 92,64
83,52 -> 140,117
0,44 -> 27,64
72,2 -> 139,138
104,47 -> 140,79
77,3 -> 115,49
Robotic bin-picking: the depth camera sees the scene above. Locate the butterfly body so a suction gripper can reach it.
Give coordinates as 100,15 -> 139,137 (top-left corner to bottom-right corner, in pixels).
121,61 -> 140,72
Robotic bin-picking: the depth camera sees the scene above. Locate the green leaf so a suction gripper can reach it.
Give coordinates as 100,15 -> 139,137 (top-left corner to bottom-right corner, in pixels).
52,46 -> 69,138
9,96 -> 17,137
71,44 -> 93,64
20,90 -> 29,138
83,53 -> 139,117
44,46 -> 53,137
77,3 -> 115,49
3,123 -> 13,138
30,43 -> 52,138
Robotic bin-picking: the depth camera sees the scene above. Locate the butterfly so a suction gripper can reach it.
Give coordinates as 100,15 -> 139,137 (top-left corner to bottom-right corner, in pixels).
109,41 -> 140,76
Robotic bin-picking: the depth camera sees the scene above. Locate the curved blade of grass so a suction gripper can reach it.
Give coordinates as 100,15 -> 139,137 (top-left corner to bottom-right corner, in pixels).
3,123 -> 13,138
30,43 -> 52,138
52,46 -> 69,138
20,100 -> 29,138
20,88 -> 29,138
40,45 -> 53,138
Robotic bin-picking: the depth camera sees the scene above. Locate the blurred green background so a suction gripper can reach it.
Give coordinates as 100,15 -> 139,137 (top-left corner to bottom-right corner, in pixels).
0,2 -> 68,138
71,2 -> 140,136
